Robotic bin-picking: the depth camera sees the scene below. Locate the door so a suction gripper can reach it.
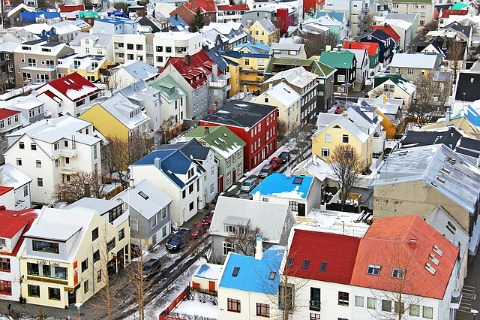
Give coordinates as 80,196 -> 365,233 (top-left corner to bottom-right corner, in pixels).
232,168 -> 236,183
68,290 -> 76,305
218,175 -> 224,193
209,281 -> 215,293
298,203 -> 306,217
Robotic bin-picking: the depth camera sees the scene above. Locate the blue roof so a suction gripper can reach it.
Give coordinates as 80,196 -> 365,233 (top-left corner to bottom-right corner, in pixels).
169,15 -> 188,28
98,17 -> 128,25
251,173 -> 313,199
21,11 -> 61,22
316,11 -> 344,21
219,245 -> 285,294
207,49 -> 228,72
219,50 -> 270,59
107,10 -> 129,18
452,105 -> 480,127
234,42 -> 271,54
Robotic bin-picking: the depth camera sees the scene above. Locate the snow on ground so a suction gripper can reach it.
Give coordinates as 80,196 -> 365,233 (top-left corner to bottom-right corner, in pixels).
244,143 -> 292,177
172,298 -> 218,319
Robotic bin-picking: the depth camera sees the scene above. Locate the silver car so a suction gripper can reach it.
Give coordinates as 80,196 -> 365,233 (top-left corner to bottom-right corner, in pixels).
240,178 -> 257,193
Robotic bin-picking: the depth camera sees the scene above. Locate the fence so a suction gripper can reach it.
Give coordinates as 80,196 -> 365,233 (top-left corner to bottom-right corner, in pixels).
159,286 -> 190,320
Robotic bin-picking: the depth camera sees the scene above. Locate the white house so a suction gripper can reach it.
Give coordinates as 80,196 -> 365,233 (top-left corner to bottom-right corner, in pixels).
70,33 -> 115,61
0,164 -> 32,210
4,115 -> 102,204
348,48 -> 369,91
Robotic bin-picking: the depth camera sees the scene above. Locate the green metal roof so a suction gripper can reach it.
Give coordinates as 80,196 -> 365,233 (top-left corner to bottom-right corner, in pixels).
184,126 -> 245,158
264,56 -> 336,78
148,75 -> 186,102
319,50 -> 355,69
373,74 -> 405,87
452,2 -> 469,10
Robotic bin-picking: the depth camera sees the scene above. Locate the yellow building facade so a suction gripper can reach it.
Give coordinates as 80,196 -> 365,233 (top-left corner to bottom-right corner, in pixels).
80,104 -> 130,141
221,52 -> 269,95
248,19 -> 280,45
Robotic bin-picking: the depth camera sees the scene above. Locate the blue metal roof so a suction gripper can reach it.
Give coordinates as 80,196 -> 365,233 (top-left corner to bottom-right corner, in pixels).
98,17 -> 127,25
452,105 -> 480,127
316,11 -> 345,21
219,245 -> 285,294
207,49 -> 228,72
219,50 -> 270,59
251,173 -> 313,199
234,42 -> 271,54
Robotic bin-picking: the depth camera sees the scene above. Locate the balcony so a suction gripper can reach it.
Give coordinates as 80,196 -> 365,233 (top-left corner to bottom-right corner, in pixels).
60,166 -> 76,175
19,63 -> 55,71
210,79 -> 229,88
309,300 -> 321,311
59,148 -> 78,157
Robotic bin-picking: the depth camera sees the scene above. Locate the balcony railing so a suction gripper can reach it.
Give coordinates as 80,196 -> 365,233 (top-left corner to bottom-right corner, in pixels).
309,300 -> 321,311
19,63 -> 55,71
59,148 -> 78,157
60,166 -> 76,175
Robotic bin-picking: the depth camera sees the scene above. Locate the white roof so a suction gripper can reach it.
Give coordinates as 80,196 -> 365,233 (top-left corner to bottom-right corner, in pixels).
292,154 -> 338,182
264,66 -> 317,89
347,48 -> 368,64
313,113 -> 370,143
390,53 -> 438,69
203,21 -> 243,35
153,30 -> 201,40
13,40 -> 70,55
384,18 -> 412,30
0,163 -> 32,189
0,95 -> 43,111
0,42 -> 20,52
263,82 -> 300,107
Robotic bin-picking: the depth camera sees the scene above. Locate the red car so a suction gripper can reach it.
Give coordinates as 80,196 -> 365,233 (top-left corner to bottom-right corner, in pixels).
202,211 -> 214,225
269,156 -> 282,170
189,222 -> 208,238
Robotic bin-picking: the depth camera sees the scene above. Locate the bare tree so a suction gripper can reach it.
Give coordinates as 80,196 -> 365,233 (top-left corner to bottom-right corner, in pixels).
327,144 -> 364,209
52,171 -> 105,203
446,40 -> 466,84
226,224 -> 264,256
159,115 -> 178,144
129,131 -> 155,164
415,20 -> 438,44
361,14 -> 374,34
409,74 -> 439,125
294,31 -> 339,57
368,85 -> 395,99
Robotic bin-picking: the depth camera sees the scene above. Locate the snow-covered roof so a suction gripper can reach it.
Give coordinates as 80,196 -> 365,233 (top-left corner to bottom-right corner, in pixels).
293,154 -> 338,182
390,53 -> 438,69
255,17 -> 277,34
114,60 -> 159,81
0,163 -> 32,189
193,263 -> 223,280
262,82 -> 300,107
0,42 -> 20,53
264,66 -> 317,89
313,113 -> 370,143
202,21 -> 243,35
13,39 -> 70,55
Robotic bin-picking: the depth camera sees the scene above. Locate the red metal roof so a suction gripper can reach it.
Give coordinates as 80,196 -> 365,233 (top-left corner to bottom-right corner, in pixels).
184,0 -> 216,13
439,9 -> 468,18
343,41 -> 379,56
58,4 -> 85,12
217,4 -> 249,11
0,186 -> 13,196
373,24 -> 400,42
0,108 -> 20,120
351,215 -> 459,300
286,229 -> 360,284
0,209 -> 37,256
40,72 -> 99,102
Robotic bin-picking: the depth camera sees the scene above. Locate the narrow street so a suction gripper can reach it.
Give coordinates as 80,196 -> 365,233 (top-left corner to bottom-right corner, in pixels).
457,254 -> 480,320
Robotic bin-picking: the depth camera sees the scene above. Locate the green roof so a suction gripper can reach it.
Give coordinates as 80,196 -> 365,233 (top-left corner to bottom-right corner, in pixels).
373,74 -> 406,87
148,75 -> 186,102
319,50 -> 355,69
184,126 -> 245,159
79,11 -> 99,19
452,2 -> 469,10
264,56 -> 336,78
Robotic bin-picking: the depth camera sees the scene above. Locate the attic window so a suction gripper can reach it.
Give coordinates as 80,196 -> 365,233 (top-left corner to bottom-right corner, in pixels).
320,262 -> 327,272
432,245 -> 443,257
429,253 -> 440,266
302,259 -> 310,269
232,267 -> 240,277
223,133 -> 227,137
398,151 -> 408,156
367,264 -> 381,275
446,221 -> 456,234
445,157 -> 456,165
392,268 -> 405,279
138,191 -> 149,200
293,177 -> 303,185
333,125 -> 341,129
425,263 -> 436,275
268,271 -> 276,280
287,257 -> 294,268
436,176 -> 446,184
440,167 -> 451,175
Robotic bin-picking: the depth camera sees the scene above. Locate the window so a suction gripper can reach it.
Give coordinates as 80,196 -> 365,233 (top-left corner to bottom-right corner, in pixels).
256,303 -> 269,317
81,259 -> 88,272
367,297 -> 376,309
24,185 -> 29,196
131,219 -> 139,232
93,250 -> 100,263
84,280 -> 89,293
423,306 -> 433,319
225,225 -> 237,233
28,285 -> 40,297
338,292 -> 349,306
302,259 -> 310,269
223,241 -> 235,255
245,58 -> 250,66
310,287 -> 321,311
355,296 -> 364,307
19,142 -> 24,149
342,134 -> 349,143
151,215 -> 157,228
320,262 -> 327,272
16,158 -> 22,166
107,238 -> 116,252
325,133 -> 331,142
367,264 -> 381,275
92,228 -> 98,241
407,68 -> 414,75
189,202 -> 194,211
0,280 -> 12,295
227,298 -> 241,312
97,270 -> 102,283
189,184 -> 194,194
279,284 -> 294,310
310,314 -> 321,320
31,143 -> 36,150
394,302 -> 405,315
32,240 -> 58,254
182,190 -> 186,198
119,228 -> 125,241
338,74 -> 345,82
0,258 -> 11,272
289,201 -> 298,211
321,148 -> 330,157
161,208 -> 167,220
409,304 -> 420,316
166,47 -> 172,53
381,299 -> 392,312
36,160 -> 41,168
48,287 -> 60,300
392,268 -> 405,279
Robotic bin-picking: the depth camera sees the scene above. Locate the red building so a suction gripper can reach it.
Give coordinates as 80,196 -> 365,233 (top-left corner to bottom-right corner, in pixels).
200,100 -> 278,171
276,8 -> 295,36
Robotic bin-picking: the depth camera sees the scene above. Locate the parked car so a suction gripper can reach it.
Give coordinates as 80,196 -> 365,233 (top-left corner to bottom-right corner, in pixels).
190,222 -> 208,238
202,211 -> 214,225
142,258 -> 162,278
131,243 -> 142,258
240,177 -> 257,193
279,152 -> 290,164
258,165 -> 274,179
166,228 -> 191,252
269,156 -> 282,170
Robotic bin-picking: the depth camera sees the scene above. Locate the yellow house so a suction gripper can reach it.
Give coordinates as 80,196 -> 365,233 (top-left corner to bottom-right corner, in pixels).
57,54 -> 114,82
248,17 -> 280,45
79,94 -> 150,141
421,116 -> 480,139
312,114 -> 373,169
20,204 -> 130,309
221,51 -> 270,95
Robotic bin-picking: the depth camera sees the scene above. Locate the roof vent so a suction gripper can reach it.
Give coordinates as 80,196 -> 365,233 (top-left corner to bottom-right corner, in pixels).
429,253 -> 440,265
425,263 -> 436,275
432,245 -> 443,256
232,267 -> 240,277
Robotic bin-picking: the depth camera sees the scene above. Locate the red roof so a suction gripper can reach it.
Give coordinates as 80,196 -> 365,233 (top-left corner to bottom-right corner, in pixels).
39,72 -> 99,102
286,229 -> 360,284
373,24 -> 400,42
161,50 -> 222,89
217,4 -> 249,11
58,4 -> 85,12
439,9 -> 468,18
0,108 -> 20,121
0,186 -> 13,196
0,209 -> 37,256
343,41 -> 379,56
184,0 -> 216,13
351,215 -> 459,300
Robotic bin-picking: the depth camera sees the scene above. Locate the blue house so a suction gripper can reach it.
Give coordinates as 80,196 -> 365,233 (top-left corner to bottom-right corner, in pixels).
251,173 -> 321,216
218,244 -> 285,319
360,29 -> 394,64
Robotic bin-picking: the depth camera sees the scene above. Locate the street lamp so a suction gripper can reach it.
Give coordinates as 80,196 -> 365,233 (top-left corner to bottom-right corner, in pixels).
75,302 -> 83,320
472,309 -> 478,320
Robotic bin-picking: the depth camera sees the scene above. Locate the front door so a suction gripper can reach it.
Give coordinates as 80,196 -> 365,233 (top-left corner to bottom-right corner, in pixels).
68,290 -> 76,305
298,203 -> 306,217
232,168 -> 236,183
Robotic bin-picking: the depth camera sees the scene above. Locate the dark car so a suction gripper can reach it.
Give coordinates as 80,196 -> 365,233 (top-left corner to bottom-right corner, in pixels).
269,156 -> 282,170
142,258 -> 161,278
131,243 -> 142,258
166,228 -> 191,252
202,211 -> 214,225
258,165 -> 274,179
279,152 -> 290,164
189,222 -> 208,238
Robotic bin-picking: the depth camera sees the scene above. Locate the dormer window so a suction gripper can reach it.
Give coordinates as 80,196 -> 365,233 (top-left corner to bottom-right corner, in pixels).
367,264 -> 381,275
392,268 -> 405,279
32,240 -> 59,254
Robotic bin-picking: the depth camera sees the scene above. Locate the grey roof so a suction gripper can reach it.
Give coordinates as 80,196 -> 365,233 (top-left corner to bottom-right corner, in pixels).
390,53 -> 438,69
257,17 -> 277,34
385,13 -> 418,23
209,196 -> 294,242
313,113 -> 369,143
264,66 -> 317,89
117,61 -> 158,81
113,179 -> 172,219
114,80 -> 160,104
0,42 -> 20,53
66,198 -> 120,216
91,94 -> 149,129
71,33 -> 113,48
270,42 -> 303,52
347,48 -> 368,65
370,145 -> 480,213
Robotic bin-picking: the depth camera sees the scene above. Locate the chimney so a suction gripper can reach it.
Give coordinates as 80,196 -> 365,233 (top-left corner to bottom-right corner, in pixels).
445,107 -> 451,124
154,157 -> 162,170
204,126 -> 210,135
175,13 -> 178,20
382,94 -> 387,104
185,54 -> 191,66
409,238 -> 417,248
255,237 -> 263,260
325,45 -> 331,52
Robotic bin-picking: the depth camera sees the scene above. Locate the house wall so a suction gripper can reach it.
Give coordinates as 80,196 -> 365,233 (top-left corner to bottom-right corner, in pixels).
252,93 -> 301,136
368,79 -> 413,107
392,66 -> 435,82
248,21 -> 279,45
14,182 -> 32,210
79,104 -> 129,141
0,253 -> 21,301
373,180 -> 471,232
242,10 -> 276,29
391,1 -> 433,26
0,190 -> 15,210
128,204 -> 171,246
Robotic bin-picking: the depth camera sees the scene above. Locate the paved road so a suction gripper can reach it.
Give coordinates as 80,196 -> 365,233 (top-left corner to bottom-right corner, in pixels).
457,254 -> 480,320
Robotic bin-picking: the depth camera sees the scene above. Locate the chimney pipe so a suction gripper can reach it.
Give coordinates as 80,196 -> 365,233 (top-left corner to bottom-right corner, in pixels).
445,107 -> 451,124
185,54 -> 191,66
154,157 -> 162,170
255,237 -> 263,260
204,126 -> 210,135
